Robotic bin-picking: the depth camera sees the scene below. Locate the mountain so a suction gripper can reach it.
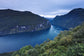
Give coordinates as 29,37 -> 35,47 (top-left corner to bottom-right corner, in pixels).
52,8 -> 84,29
0,9 -> 51,35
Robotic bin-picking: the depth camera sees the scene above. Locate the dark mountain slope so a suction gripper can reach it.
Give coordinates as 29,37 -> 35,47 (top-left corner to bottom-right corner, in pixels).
0,9 -> 51,35
52,8 -> 84,29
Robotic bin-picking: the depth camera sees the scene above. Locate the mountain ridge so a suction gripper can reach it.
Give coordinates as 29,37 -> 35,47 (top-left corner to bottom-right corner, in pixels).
0,9 -> 51,35
52,8 -> 84,29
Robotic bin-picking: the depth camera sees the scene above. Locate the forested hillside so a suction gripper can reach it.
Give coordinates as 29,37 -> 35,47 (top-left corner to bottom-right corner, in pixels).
0,9 -> 51,35
11,23 -> 84,56
52,8 -> 84,29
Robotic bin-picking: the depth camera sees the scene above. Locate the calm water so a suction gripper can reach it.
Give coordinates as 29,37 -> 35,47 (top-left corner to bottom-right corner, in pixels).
0,25 -> 64,53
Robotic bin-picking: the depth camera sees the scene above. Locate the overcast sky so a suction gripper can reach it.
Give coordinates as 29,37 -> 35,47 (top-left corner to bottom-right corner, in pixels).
0,0 -> 84,18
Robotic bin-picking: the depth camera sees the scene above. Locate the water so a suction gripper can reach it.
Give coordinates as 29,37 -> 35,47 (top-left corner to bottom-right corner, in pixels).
0,25 -> 64,53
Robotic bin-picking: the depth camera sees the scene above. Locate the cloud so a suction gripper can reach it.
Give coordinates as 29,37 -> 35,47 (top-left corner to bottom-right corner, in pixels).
0,0 -> 84,18
40,15 -> 56,18
48,10 -> 70,15
40,9 -> 70,18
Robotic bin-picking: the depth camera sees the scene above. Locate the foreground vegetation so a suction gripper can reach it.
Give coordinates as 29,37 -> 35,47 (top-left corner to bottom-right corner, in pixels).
11,23 -> 84,56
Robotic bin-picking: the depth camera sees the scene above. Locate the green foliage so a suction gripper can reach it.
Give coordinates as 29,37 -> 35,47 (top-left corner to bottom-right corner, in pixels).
73,26 -> 81,32
35,44 -> 40,49
27,48 -> 39,56
59,35 -> 73,46
73,27 -> 84,38
66,43 -> 84,56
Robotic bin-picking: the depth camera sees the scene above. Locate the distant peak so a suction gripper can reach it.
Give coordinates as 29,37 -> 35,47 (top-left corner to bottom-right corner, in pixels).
0,9 -> 33,14
6,9 -> 12,10
2,9 -> 14,11
71,8 -> 84,12
24,11 -> 32,14
67,8 -> 84,15
73,8 -> 84,10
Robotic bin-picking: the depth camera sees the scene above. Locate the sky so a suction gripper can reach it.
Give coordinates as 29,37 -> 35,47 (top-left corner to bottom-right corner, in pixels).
0,0 -> 84,18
